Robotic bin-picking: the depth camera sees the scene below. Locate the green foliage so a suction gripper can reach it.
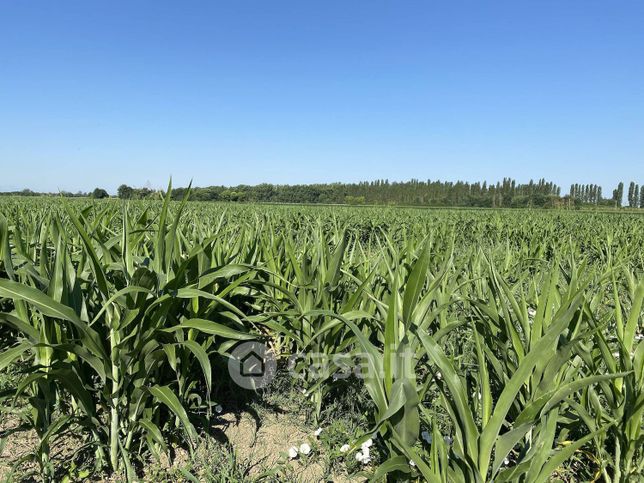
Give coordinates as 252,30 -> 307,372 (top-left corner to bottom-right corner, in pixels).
0,192 -> 642,482
90,187 -> 109,199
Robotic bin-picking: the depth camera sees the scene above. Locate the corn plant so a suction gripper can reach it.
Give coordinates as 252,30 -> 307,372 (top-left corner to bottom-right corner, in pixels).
0,193 -> 642,482
0,186 -> 261,480
415,260 -> 624,482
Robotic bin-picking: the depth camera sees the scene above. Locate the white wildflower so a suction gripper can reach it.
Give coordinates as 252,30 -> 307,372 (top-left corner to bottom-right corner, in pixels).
340,444 -> 350,453
356,451 -> 371,464
314,427 -> 323,437
503,457 -> 510,466
361,438 -> 373,449
527,307 -> 537,318
215,404 -> 223,414
409,460 -> 416,467
299,443 -> 311,455
288,446 -> 299,459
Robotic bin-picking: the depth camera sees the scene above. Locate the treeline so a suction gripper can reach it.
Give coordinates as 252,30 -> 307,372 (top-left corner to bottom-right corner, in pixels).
0,188 -> 108,199
569,184 -> 602,204
4,179 -> 643,208
115,178 -> 564,207
626,181 -> 643,208
117,178 -> 639,208
0,189 -> 88,198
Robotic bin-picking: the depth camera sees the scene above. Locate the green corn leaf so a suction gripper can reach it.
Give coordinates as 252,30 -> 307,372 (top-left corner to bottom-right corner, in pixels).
165,318 -> 255,340
149,385 -> 198,443
0,341 -> 31,372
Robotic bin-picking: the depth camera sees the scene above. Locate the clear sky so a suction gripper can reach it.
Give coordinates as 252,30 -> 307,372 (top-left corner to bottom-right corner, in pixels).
1,0 -> 643,194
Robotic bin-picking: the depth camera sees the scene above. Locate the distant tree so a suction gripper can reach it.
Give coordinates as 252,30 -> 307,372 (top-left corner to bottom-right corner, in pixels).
613,182 -> 624,207
640,185 -> 644,208
91,188 -> 109,199
634,184 -> 640,208
117,184 -> 134,199
628,182 -> 635,207
137,187 -> 153,199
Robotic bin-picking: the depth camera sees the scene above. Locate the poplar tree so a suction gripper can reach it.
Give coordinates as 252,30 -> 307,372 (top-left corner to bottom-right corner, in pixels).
628,182 -> 635,207
614,182 -> 624,207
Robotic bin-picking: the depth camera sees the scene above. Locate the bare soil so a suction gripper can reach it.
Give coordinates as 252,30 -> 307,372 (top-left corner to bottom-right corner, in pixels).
0,411 -> 360,482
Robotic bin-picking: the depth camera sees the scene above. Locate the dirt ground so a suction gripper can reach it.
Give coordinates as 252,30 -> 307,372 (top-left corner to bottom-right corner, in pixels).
213,411 -> 332,482
0,411 -> 359,482
0,416 -> 38,480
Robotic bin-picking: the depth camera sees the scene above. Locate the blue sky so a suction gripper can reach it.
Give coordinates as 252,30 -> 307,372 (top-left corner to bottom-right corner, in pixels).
1,0 -> 643,194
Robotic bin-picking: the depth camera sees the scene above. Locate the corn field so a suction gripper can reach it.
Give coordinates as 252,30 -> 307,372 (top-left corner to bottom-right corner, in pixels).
0,187 -> 642,482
